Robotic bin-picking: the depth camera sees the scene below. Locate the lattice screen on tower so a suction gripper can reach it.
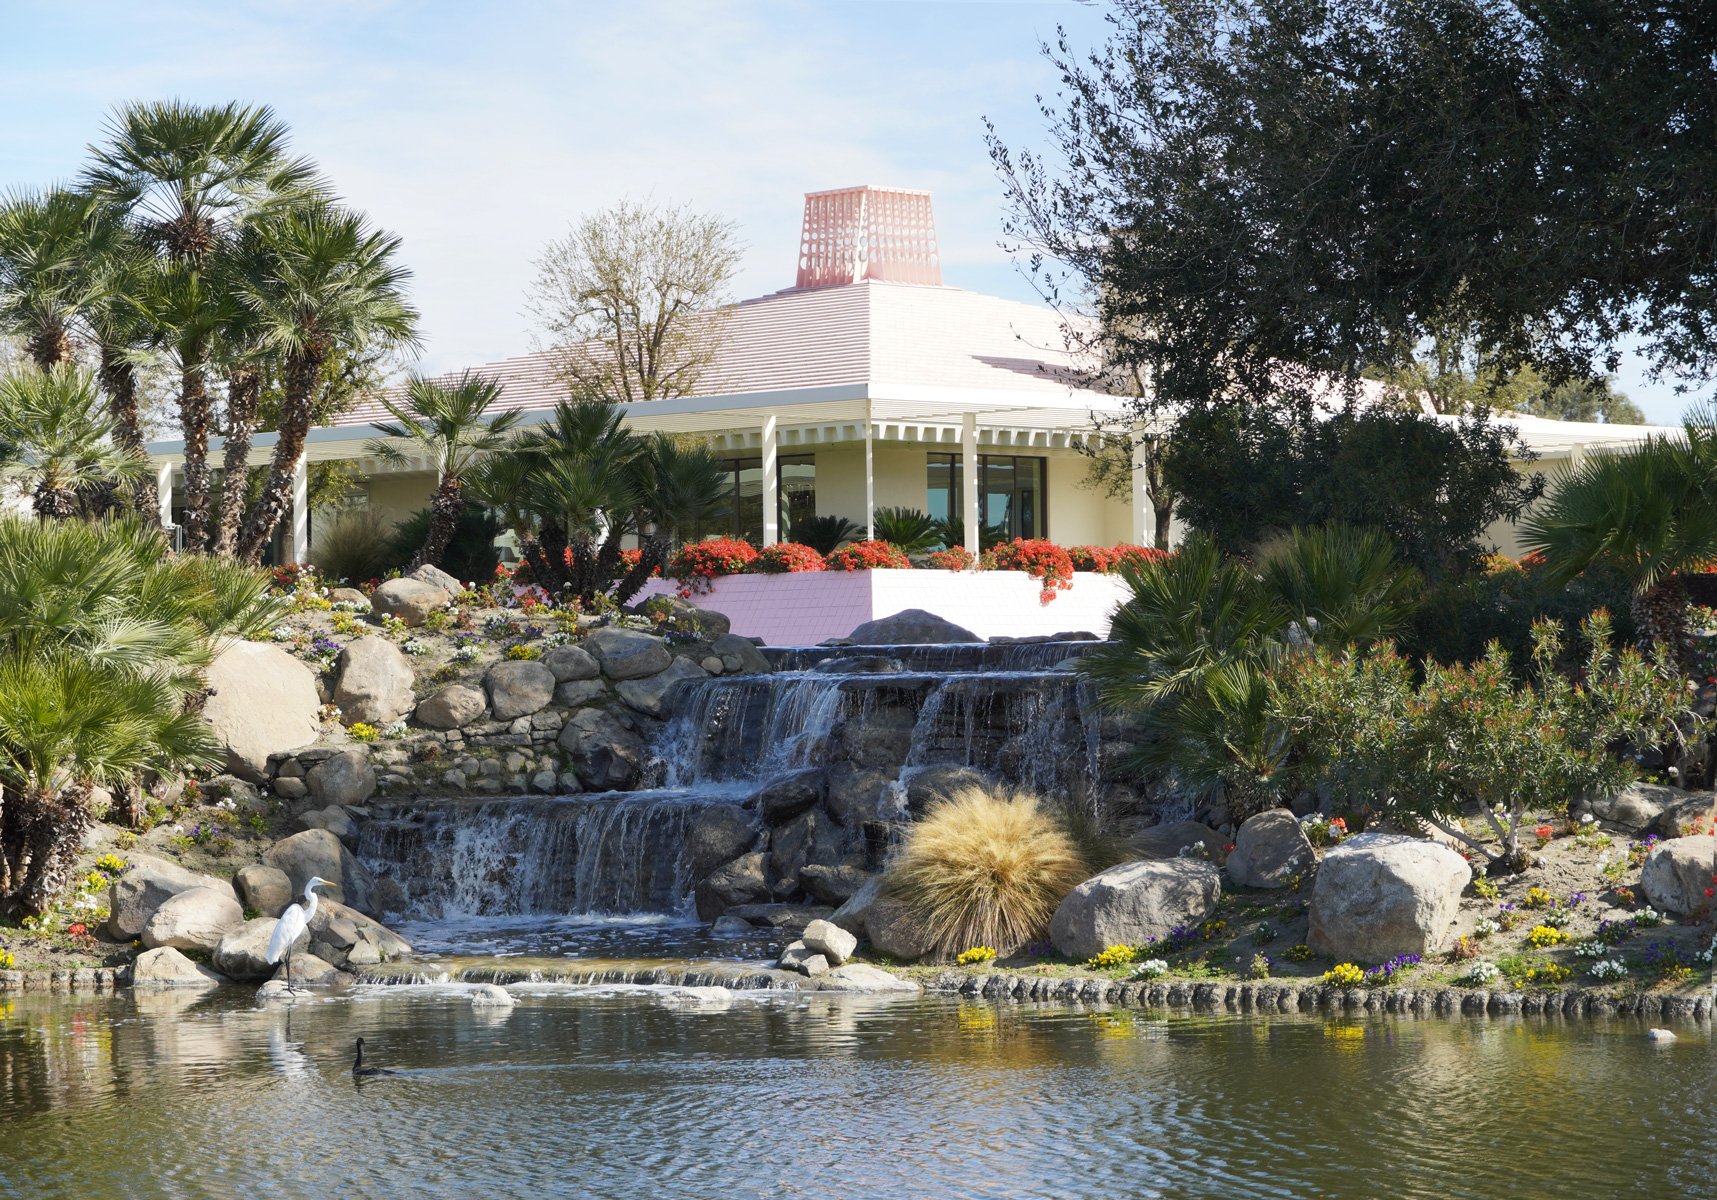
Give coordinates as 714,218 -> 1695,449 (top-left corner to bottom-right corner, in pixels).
795,186 -> 941,289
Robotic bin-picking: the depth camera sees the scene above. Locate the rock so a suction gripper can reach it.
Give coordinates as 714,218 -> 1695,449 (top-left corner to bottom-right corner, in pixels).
830,876 -> 885,936
542,644 -> 600,683
700,656 -> 725,674
469,983 -> 516,1007
1585,782 -> 1682,833
201,640 -> 321,781
332,637 -> 416,725
213,918 -> 282,980
721,902 -> 835,932
817,964 -> 921,993
769,809 -> 842,892
686,806 -> 760,880
695,852 -> 771,921
296,805 -> 358,844
861,895 -> 938,962
408,563 -> 463,595
1307,833 -> 1471,961
273,777 -> 308,800
261,829 -> 376,915
306,747 -> 376,808
616,656 -> 708,718
777,940 -> 820,971
636,595 -> 731,639
140,887 -> 244,952
1654,791 -> 1716,839
235,864 -> 293,918
531,770 -> 559,793
1640,836 -> 1717,915
329,586 -> 370,608
582,628 -> 672,680
801,918 -> 858,965
369,577 -> 450,626
553,679 -> 609,707
847,608 -> 979,645
309,899 -> 412,959
131,946 -> 224,989
416,684 -> 487,730
272,952 -> 343,988
710,915 -> 755,935
107,854 -> 236,940
825,763 -> 900,828
1225,809 -> 1315,889
557,707 -> 648,790
758,768 -> 825,823
903,766 -> 997,815
711,633 -> 771,674
485,660 -> 556,720
799,864 -> 873,906
1647,1028 -> 1677,1042
1130,820 -> 1226,861
1049,859 -> 1222,961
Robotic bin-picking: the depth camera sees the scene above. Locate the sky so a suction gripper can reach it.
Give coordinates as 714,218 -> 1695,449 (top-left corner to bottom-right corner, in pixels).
0,0 -> 1699,423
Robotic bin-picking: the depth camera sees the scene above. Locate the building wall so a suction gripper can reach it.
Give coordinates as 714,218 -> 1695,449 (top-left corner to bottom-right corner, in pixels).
360,470 -> 438,533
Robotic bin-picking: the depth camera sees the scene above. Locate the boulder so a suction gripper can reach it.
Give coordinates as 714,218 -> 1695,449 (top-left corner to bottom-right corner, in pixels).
485,660 -> 556,720
1307,833 -> 1471,961
469,982 -> 516,1007
759,768 -> 825,823
1130,820 -> 1226,862
721,902 -> 835,931
710,915 -> 755,936
213,918 -> 283,980
816,964 -> 921,994
553,679 -> 609,708
695,852 -> 770,921
332,637 -> 416,725
201,640 -> 321,781
768,809 -> 842,891
369,577 -> 449,627
416,684 -> 487,730
234,864 -> 293,918
861,894 -> 938,962
1655,791 -> 1716,839
686,805 -> 760,880
542,644 -> 600,683
140,887 -> 244,952
108,854 -> 236,940
1583,782 -> 1682,833
1049,859 -> 1222,961
616,656 -> 708,718
305,747 -> 376,808
1225,810 -> 1315,889
408,563 -> 463,595
295,805 -> 358,844
825,763 -> 901,828
1640,836 -> 1717,915
711,633 -> 771,674
131,946 -> 224,989
557,707 -> 648,790
309,899 -> 412,959
261,829 -> 375,915
847,608 -> 979,645
801,918 -> 858,965
583,628 -> 672,680
329,587 -> 370,608
799,864 -> 874,906
272,952 -> 343,988
903,766 -> 997,816
830,875 -> 885,936
777,940 -> 826,974
636,595 -> 731,639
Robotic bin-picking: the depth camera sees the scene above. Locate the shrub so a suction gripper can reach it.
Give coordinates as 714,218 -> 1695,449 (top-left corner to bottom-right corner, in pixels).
752,542 -> 827,573
887,785 -> 1090,955
667,537 -> 758,592
312,509 -> 398,584
386,501 -> 504,586
504,643 -> 541,661
1128,957 -> 1170,980
1068,544 -> 1170,573
927,545 -> 975,571
789,514 -> 859,555
825,540 -> 912,571
1460,960 -> 1501,986
983,538 -> 1076,603
872,507 -> 942,554
1527,924 -> 1569,948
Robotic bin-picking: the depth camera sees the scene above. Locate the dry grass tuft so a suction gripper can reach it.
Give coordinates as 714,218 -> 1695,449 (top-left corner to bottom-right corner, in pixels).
888,785 -> 1091,955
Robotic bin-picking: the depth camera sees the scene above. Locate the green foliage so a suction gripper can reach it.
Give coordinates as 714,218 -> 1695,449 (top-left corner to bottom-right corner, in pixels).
1163,404 -> 1541,579
311,508 -> 397,584
385,503 -> 502,586
1402,554 -> 1636,668
786,513 -> 857,556
870,507 -> 941,555
0,364 -> 147,517
1275,612 -> 1699,867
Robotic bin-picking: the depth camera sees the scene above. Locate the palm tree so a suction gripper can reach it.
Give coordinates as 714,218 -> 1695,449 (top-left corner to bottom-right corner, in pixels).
872,507 -> 942,554
1520,409 -> 1717,663
0,365 -> 148,518
366,371 -> 520,569
617,432 -> 730,603
0,515 -> 285,915
0,188 -> 116,368
233,205 -> 417,563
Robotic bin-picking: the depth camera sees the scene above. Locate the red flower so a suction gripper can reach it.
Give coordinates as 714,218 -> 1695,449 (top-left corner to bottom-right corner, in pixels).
753,542 -> 827,574
667,538 -> 759,593
927,546 -> 975,571
66,923 -> 87,937
825,540 -> 912,571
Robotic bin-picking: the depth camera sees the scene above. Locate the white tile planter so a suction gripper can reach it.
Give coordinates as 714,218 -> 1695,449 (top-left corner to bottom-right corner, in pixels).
635,569 -> 1129,646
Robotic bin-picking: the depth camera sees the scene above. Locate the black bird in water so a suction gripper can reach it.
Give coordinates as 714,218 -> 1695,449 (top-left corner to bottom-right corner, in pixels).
352,1038 -> 398,1077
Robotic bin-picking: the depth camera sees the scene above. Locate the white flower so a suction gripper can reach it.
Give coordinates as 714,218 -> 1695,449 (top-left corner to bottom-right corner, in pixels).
1635,906 -> 1664,927
1473,917 -> 1499,937
1589,958 -> 1628,981
381,720 -> 408,740
271,626 -> 295,642
1579,813 -> 1595,825
1128,958 -> 1170,980
1461,961 -> 1501,986
1573,940 -> 1606,959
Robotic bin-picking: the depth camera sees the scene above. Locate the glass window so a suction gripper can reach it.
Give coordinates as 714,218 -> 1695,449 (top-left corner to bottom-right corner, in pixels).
925,453 -> 1046,542
694,454 -> 815,543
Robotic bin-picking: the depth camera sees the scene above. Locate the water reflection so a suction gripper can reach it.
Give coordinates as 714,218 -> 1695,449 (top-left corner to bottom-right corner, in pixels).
1,989 -> 1711,1199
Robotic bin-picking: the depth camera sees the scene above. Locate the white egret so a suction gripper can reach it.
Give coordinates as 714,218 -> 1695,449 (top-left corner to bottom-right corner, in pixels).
266,876 -> 331,992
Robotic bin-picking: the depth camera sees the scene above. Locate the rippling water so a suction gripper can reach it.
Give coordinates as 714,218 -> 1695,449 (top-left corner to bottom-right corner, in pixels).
0,986 -> 1710,1199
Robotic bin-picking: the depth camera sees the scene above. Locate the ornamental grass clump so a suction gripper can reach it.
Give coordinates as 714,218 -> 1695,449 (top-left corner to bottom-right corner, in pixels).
887,785 -> 1089,957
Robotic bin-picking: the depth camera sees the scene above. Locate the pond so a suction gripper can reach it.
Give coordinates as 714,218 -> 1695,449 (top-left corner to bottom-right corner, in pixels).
1,983 -> 1710,1199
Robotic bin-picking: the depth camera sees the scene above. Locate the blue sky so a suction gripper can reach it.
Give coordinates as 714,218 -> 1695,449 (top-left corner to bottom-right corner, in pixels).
0,0 -> 1697,422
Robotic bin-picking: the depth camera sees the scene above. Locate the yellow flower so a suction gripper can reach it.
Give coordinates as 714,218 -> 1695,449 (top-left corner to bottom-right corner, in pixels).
1526,924 -> 1568,948
1322,962 -> 1366,988
956,946 -> 998,966
1086,945 -> 1138,969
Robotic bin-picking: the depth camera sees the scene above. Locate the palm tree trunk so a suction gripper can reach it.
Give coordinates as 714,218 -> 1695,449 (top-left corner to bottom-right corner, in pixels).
5,785 -> 92,919
414,474 -> 464,570
24,321 -> 75,370
236,353 -> 320,564
212,366 -> 262,558
179,364 -> 214,551
32,484 -> 78,520
613,532 -> 667,607
99,345 -> 158,521
1632,576 -> 1690,667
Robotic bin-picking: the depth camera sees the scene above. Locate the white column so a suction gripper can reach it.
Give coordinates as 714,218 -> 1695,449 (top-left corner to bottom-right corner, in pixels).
156,461 -> 174,530
288,455 -> 309,565
863,410 -> 876,541
961,412 -> 980,557
1130,434 -> 1151,547
760,413 -> 779,547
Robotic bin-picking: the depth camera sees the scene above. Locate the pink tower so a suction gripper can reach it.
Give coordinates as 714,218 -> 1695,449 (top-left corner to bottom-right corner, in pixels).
795,186 -> 942,289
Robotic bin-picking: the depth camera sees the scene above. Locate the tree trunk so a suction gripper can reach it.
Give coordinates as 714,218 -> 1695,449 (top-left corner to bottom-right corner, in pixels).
211,366 -> 262,558
24,321 -> 74,370
1152,498 -> 1174,550
612,533 -> 667,607
99,344 -> 157,521
3,785 -> 93,919
178,364 -> 213,552
32,484 -> 78,520
413,474 -> 464,570
1632,576 -> 1690,667
236,353 -> 320,564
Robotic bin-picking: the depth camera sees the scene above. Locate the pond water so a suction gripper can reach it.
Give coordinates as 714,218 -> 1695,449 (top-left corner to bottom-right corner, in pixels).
1,983 -> 1710,1199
